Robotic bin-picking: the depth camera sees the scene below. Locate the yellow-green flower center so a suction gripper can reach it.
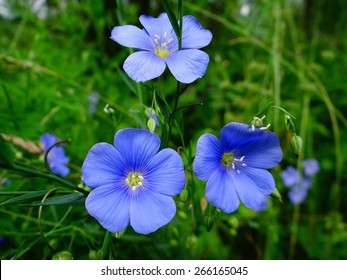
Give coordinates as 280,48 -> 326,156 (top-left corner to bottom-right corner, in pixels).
221,152 -> 247,174
154,32 -> 173,58
125,172 -> 144,191
221,152 -> 234,167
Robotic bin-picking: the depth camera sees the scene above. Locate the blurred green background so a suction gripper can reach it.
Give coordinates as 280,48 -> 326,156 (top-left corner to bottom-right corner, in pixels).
1,0 -> 346,259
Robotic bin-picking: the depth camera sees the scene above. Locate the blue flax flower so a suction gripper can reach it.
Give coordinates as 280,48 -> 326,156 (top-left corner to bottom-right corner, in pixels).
110,13 -> 212,83
303,159 -> 320,177
280,166 -> 299,187
281,159 -> 319,205
82,128 -> 185,234
287,178 -> 312,205
40,133 -> 69,177
193,122 -> 283,213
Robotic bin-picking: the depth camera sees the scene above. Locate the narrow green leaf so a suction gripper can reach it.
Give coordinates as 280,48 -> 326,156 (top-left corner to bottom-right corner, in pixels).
31,192 -> 85,206
255,101 -> 274,117
0,134 -> 14,168
271,187 -> 283,203
162,0 -> 180,41
0,190 -> 50,206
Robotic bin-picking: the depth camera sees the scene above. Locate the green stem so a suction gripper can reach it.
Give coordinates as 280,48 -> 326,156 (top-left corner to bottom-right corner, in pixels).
8,162 -> 89,196
288,93 -> 310,259
97,231 -> 113,260
272,0 -> 282,133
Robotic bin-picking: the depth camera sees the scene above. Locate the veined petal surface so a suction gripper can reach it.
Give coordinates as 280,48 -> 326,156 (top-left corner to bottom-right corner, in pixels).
233,167 -> 275,209
130,190 -> 176,234
114,129 -> 160,171
86,185 -> 131,233
182,15 -> 212,49
194,133 -> 223,181
123,51 -> 166,82
145,148 -> 185,196
205,169 -> 240,213
110,25 -> 154,51
165,49 -> 209,83
82,143 -> 125,189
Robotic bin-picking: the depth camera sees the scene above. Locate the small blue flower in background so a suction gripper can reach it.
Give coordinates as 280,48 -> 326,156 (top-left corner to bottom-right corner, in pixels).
281,159 -> 319,205
193,122 -> 283,213
287,178 -> 312,205
280,166 -> 299,187
40,133 -> 70,178
82,128 -> 186,234
88,91 -> 100,115
303,159 -> 320,177
110,13 -> 212,84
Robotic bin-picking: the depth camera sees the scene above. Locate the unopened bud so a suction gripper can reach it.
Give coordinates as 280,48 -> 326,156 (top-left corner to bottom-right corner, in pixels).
291,134 -> 303,158
147,117 -> 156,133
52,250 -> 73,260
271,187 -> 283,203
180,189 -> 188,202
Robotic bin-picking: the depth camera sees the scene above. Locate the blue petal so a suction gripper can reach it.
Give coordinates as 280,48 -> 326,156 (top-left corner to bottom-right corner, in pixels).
110,25 -> 154,51
130,189 -> 176,234
281,166 -> 299,187
123,51 -> 166,82
239,131 -> 283,169
40,133 -> 57,151
233,167 -> 275,210
140,14 -> 179,52
220,122 -> 255,151
50,163 -> 69,178
114,128 -> 160,171
220,122 -> 282,169
51,147 -> 69,164
85,185 -> 131,233
182,15 -> 212,49
82,143 -> 125,189
193,133 -> 223,181
145,148 -> 185,196
205,169 -> 240,213
288,186 -> 307,205
165,49 -> 209,83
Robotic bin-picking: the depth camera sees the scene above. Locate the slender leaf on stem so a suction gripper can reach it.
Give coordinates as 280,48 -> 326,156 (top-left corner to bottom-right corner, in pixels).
0,190 -> 50,206
162,0 -> 180,42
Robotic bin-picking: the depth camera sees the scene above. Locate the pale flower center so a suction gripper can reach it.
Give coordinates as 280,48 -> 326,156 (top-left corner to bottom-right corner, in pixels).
154,31 -> 173,58
221,152 -> 247,174
125,172 -> 144,191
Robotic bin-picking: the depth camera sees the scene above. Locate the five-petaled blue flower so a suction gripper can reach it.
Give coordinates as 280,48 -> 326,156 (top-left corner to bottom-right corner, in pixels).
110,13 -> 212,84
82,128 -> 186,234
40,133 -> 70,178
193,122 -> 283,213
281,159 -> 319,205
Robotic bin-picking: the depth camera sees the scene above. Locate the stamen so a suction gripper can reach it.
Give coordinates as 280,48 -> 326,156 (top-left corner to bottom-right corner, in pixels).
153,31 -> 173,58
251,115 -> 270,131
125,172 -> 144,191
221,153 -> 247,174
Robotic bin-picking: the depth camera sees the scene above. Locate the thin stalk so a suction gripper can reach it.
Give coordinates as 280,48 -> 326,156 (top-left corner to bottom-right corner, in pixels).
288,93 -> 310,259
272,0 -> 282,133
8,162 -> 89,196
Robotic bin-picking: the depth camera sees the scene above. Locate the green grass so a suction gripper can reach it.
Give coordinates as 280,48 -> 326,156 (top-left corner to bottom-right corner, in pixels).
0,0 -> 347,260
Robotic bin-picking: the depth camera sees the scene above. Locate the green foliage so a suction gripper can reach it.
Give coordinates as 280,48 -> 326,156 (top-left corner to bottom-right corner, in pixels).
1,0 -> 347,260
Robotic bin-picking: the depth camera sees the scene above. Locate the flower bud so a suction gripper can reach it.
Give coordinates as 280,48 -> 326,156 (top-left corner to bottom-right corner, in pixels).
147,117 -> 157,133
52,250 -> 73,260
291,134 -> 303,158
271,187 -> 283,203
179,189 -> 188,202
